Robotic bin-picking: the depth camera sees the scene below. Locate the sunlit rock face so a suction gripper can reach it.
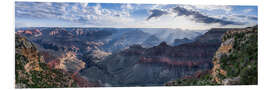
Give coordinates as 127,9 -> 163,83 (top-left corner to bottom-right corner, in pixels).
53,52 -> 85,73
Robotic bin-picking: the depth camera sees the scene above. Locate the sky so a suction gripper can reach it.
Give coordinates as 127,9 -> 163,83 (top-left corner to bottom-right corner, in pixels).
15,2 -> 258,30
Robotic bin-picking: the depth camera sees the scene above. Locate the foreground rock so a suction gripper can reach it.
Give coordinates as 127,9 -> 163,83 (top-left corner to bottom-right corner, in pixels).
166,25 -> 258,86
15,34 -> 77,88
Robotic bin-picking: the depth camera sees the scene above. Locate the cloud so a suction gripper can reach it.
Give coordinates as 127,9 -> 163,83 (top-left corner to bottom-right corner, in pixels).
248,16 -> 258,21
243,9 -> 253,13
121,4 -> 133,10
235,15 -> 258,21
192,5 -> 232,12
15,2 -> 257,29
15,2 -> 135,26
93,4 -> 102,15
173,6 -> 244,25
146,6 -> 243,26
16,2 -> 66,19
146,9 -> 168,20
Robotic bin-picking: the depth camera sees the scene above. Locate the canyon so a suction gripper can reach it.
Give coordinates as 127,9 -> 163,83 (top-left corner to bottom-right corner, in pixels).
15,26 -> 257,87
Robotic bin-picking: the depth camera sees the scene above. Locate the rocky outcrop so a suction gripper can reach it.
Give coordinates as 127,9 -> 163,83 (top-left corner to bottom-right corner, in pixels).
15,34 -> 77,88
49,52 -> 85,74
211,26 -> 258,85
16,29 -> 42,37
165,25 -> 258,86
211,38 -> 234,84
15,34 -> 43,73
90,49 -> 112,63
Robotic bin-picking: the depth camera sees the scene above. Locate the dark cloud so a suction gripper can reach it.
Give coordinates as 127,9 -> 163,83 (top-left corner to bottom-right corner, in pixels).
146,9 -> 168,20
192,13 -> 243,25
172,7 -> 243,25
172,6 -> 196,16
248,16 -> 258,21
146,6 -> 243,26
